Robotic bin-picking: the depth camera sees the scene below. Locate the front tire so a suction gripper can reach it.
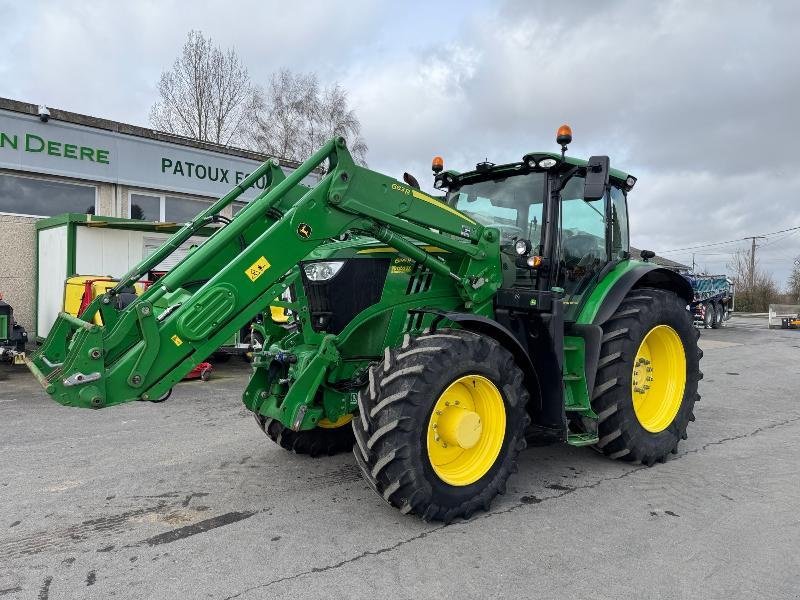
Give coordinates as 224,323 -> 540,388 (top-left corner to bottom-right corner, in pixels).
254,414 -> 355,457
590,288 -> 702,465
353,329 -> 529,522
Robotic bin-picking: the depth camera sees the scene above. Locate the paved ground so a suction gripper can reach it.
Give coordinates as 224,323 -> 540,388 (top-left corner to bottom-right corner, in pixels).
1,315 -> 798,599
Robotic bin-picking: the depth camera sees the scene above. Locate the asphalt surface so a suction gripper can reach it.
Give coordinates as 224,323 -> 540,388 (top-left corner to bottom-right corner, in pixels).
1,315 -> 798,599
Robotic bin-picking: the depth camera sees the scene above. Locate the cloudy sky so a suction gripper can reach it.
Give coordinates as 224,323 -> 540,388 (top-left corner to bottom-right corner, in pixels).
2,0 -> 798,284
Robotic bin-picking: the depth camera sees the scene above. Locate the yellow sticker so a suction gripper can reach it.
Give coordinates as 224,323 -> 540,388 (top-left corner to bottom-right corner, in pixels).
245,256 -> 271,282
390,265 -> 412,274
171,334 -> 183,346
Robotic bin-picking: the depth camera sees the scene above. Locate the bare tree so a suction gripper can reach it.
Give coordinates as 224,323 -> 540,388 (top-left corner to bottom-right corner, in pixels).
728,249 -> 779,312
787,255 -> 800,303
249,70 -> 368,166
150,30 -> 261,146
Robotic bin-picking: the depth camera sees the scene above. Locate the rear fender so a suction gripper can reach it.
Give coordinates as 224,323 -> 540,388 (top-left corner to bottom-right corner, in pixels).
579,262 -> 693,327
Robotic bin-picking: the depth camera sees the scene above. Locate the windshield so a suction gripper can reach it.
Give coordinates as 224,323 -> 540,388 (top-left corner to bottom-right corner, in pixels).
447,172 -> 546,246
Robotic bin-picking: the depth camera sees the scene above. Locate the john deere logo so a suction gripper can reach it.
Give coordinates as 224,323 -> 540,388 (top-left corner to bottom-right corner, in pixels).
297,223 -> 312,239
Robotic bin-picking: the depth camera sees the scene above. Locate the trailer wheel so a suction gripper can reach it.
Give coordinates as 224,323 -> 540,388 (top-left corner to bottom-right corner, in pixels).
710,301 -> 722,329
352,329 -> 529,522
702,302 -> 715,328
254,414 -> 354,457
590,287 -> 702,466
723,303 -> 733,321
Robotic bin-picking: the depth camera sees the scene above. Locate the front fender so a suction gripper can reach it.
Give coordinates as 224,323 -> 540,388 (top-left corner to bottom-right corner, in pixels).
412,309 -> 541,411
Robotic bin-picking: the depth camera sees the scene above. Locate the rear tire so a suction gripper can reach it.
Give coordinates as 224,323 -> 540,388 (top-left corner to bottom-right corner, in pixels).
254,414 -> 354,457
352,329 -> 529,522
590,288 -> 702,465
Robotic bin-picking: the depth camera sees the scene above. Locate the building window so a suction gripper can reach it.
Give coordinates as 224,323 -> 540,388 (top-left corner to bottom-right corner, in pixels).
0,173 -> 96,217
130,193 -> 161,221
165,196 -> 209,223
128,191 -> 211,222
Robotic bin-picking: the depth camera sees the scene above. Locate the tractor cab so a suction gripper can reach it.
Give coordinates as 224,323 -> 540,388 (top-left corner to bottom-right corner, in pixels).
437,127 -> 635,320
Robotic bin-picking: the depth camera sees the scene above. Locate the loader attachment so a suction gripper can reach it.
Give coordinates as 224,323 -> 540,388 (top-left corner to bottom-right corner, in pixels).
29,136 -> 499,422
26,146 -> 323,409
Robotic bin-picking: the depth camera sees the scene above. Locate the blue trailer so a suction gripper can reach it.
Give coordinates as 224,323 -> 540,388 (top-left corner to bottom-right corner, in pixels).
680,272 -> 735,328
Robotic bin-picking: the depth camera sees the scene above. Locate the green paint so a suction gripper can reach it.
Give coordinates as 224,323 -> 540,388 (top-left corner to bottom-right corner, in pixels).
0,132 -> 17,149
575,260 -> 642,325
0,131 -> 112,164
160,156 -> 250,185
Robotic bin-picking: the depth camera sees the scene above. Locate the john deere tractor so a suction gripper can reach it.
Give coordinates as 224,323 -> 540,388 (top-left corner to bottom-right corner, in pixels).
28,126 -> 701,521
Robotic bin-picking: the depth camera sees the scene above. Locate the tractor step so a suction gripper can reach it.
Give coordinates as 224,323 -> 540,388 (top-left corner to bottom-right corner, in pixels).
567,432 -> 599,446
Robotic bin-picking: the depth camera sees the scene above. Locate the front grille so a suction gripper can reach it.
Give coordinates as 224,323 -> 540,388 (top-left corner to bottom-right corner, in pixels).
405,263 -> 433,295
301,259 -> 390,334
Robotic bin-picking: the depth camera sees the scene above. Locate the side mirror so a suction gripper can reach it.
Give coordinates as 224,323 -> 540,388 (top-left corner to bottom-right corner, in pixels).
583,155 -> 610,201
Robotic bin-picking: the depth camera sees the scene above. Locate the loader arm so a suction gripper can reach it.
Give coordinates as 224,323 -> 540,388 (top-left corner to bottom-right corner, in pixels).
28,137 -> 501,409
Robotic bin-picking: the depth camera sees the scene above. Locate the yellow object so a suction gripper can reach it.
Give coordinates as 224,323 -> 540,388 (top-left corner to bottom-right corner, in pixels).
269,305 -> 289,323
63,276 -> 117,325
411,189 -> 476,225
357,245 -> 447,255
631,325 -> 687,433
426,374 -> 506,486
64,275 -> 146,326
245,256 -> 271,282
318,414 -> 353,429
171,335 -> 183,347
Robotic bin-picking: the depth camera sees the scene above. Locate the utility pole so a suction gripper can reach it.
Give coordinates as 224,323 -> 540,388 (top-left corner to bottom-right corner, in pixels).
747,236 -> 766,290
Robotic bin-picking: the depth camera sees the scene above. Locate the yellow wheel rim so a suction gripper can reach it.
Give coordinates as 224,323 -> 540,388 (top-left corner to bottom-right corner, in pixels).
631,325 -> 687,433
426,375 -> 506,486
318,414 -> 353,429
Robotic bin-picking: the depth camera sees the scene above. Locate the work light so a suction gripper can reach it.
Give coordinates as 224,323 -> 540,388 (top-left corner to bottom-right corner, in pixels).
303,261 -> 345,281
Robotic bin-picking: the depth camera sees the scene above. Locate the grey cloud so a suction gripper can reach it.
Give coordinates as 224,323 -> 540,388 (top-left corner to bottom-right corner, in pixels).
2,0 -> 799,284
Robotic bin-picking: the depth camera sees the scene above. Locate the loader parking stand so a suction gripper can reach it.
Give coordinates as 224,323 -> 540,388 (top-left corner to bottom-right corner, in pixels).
2,125 -> 799,598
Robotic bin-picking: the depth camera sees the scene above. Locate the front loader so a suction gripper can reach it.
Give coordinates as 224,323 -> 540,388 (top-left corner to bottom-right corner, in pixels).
28,127 -> 701,521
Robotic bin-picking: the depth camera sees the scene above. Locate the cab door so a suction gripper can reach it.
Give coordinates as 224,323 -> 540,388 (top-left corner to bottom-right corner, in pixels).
556,174 -> 610,320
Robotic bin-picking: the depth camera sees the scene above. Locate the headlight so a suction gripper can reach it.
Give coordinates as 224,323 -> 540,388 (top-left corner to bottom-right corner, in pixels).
514,239 -> 531,256
538,158 -> 557,168
526,158 -> 537,168
303,261 -> 345,281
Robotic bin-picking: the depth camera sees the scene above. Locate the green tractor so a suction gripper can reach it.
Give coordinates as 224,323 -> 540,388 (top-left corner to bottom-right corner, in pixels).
28,126 -> 701,521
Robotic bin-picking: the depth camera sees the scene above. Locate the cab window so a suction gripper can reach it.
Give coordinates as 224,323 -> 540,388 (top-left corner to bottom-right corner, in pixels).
558,175 -> 609,317
610,185 -> 629,258
448,172 -> 546,248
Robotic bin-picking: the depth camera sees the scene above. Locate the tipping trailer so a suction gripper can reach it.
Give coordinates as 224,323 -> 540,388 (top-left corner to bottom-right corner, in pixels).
681,272 -> 734,328
28,127 -> 701,521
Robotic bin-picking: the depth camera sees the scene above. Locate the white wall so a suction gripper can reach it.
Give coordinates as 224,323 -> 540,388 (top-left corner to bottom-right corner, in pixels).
36,226 -> 208,337
36,225 -> 68,337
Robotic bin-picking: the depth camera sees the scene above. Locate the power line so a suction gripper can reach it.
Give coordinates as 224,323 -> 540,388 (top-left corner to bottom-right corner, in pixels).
657,225 -> 800,254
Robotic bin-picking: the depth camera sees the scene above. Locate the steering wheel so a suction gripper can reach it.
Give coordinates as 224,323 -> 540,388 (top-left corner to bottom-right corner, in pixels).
562,233 -> 602,267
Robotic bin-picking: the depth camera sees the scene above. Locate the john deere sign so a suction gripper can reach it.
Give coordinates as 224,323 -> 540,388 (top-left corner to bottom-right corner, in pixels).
0,109 -> 310,199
